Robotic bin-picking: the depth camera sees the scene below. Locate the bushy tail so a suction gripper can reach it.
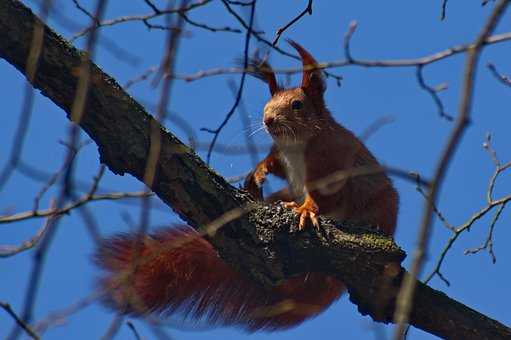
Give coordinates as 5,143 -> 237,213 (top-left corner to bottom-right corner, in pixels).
94,226 -> 344,331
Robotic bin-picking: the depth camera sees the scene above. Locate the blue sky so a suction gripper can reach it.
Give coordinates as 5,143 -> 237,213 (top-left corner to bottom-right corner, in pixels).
1,1 -> 511,339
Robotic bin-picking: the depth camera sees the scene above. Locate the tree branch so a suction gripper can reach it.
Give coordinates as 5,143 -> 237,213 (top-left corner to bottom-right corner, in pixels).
1,1 -> 510,339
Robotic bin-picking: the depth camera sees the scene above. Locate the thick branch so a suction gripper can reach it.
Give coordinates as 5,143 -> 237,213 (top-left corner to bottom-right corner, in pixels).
1,1 -> 510,339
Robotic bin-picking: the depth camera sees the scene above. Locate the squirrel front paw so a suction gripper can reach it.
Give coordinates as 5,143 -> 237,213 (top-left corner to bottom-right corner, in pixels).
243,168 -> 266,201
283,198 -> 320,231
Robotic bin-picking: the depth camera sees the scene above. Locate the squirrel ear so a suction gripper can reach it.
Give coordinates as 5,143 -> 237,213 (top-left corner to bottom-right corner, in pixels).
287,39 -> 326,97
241,53 -> 280,96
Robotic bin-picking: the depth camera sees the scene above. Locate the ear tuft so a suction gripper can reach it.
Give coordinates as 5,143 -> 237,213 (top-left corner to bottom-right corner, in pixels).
286,39 -> 326,98
237,52 -> 280,96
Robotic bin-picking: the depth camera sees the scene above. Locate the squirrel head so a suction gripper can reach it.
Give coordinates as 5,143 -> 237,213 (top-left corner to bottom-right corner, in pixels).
248,40 -> 328,144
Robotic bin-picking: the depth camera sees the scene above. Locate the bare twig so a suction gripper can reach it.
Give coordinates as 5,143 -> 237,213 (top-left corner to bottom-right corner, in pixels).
343,20 -> 357,62
487,62 -> 511,87
225,0 -> 252,5
71,0 -> 97,23
179,12 -> 241,33
27,0 -> 141,65
358,116 -> 395,142
393,1 -> 510,338
7,2 -> 108,338
423,146 -> 511,285
123,66 -> 159,89
71,0 -> 213,40
139,0 -> 187,249
464,202 -> 505,263
32,291 -> 103,334
126,321 -> 143,340
202,0 -> 256,164
440,0 -> 449,20
32,145 -> 78,212
171,31 -> 511,81
272,0 -> 312,45
413,176 -> 455,232
0,201 -> 54,257
227,79 -> 260,167
0,191 -> 152,223
0,0 -> 53,191
0,302 -> 40,340
416,65 -> 453,121
142,0 -> 160,14
424,193 -> 511,285
219,0 -> 342,83
100,315 -> 125,340
483,132 -> 500,167
482,0 -> 496,6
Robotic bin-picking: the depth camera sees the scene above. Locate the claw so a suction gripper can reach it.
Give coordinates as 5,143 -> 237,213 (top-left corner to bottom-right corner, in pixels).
283,201 -> 299,209
283,197 -> 320,231
296,205 -> 320,231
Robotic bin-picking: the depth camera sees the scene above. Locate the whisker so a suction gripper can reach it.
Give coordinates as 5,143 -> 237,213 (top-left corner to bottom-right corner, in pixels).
248,126 -> 266,138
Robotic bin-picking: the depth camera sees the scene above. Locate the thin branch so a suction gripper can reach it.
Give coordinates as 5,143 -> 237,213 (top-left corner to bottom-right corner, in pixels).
464,202 -> 506,263
7,2 -> 107,337
179,12 -> 241,33
26,0 -> 141,66
424,149 -> 511,285
359,116 -> 395,142
0,191 -> 152,223
440,0 -> 449,20
0,302 -> 40,340
219,0 -> 342,83
413,174 -> 455,232
32,292 -> 103,334
416,65 -> 453,121
171,31 -> 511,81
272,0 -> 312,45
71,0 -> 213,40
343,20 -> 357,62
424,193 -> 511,285
0,0 -> 54,191
126,321 -> 143,340
203,0 -> 256,164
393,1 -> 511,338
483,132 -> 500,168
100,315 -> 125,340
123,66 -> 158,89
487,62 -> 511,87
225,0 -> 253,6
71,0 -> 97,23
136,0 -> 188,285
0,201 -> 54,257
142,0 -> 160,14
227,79 -> 259,167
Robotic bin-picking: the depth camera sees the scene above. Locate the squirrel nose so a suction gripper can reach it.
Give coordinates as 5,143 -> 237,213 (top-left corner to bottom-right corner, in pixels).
264,116 -> 275,127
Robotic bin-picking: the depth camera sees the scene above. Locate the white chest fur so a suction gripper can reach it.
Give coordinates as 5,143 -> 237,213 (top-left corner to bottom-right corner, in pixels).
277,141 -> 307,200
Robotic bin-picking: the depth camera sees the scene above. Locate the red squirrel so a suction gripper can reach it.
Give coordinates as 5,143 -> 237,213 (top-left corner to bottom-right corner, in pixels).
95,40 -> 398,332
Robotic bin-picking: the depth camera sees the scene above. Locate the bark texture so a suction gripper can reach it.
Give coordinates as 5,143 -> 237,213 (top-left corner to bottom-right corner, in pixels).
1,1 -> 510,339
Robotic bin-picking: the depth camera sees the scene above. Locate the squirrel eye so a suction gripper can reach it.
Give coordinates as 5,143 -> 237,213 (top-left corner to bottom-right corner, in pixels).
291,100 -> 303,110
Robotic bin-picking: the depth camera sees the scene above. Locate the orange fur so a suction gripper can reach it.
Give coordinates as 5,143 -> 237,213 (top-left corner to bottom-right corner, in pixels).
245,40 -> 398,235
95,226 -> 344,331
95,40 -> 397,332
242,40 -> 399,329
